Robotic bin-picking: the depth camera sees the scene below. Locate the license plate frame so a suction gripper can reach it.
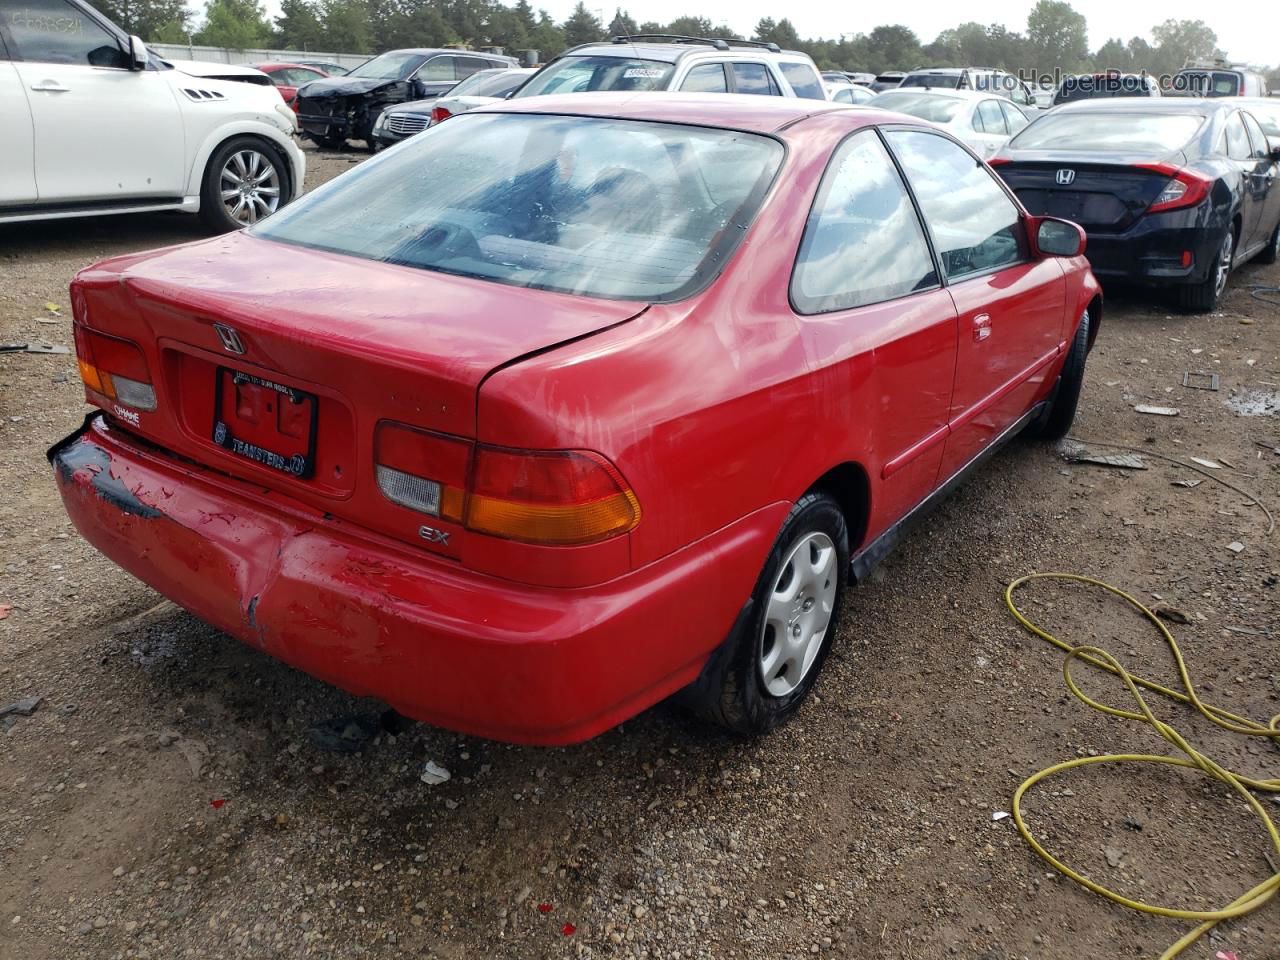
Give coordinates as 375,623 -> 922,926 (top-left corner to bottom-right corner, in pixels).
212,367 -> 318,479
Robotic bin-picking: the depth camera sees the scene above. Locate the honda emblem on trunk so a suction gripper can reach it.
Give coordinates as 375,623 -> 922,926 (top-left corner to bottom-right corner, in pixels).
213,323 -> 245,354
1055,169 -> 1076,185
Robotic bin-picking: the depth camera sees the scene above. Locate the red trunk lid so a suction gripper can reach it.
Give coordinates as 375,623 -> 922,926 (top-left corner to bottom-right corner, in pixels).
71,232 -> 643,529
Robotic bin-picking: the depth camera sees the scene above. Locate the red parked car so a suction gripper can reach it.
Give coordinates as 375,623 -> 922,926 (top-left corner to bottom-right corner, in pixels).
51,94 -> 1100,745
254,62 -> 329,110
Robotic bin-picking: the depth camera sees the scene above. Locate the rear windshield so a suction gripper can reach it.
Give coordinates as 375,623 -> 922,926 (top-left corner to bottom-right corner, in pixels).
871,92 -> 963,123
348,52 -> 427,81
899,73 -> 961,90
1053,75 -> 1152,104
252,113 -> 783,302
1010,113 -> 1204,152
1175,71 -> 1240,97
515,56 -> 675,97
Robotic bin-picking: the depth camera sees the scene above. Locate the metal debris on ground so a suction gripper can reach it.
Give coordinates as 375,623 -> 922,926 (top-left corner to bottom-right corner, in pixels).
1226,541 -> 1245,553
991,811 -> 1010,822
420,760 -> 451,785
1134,404 -> 1180,416
1189,457 -> 1222,469
1171,478 -> 1203,488
1,342 -> 71,354
0,696 -> 43,718
1056,440 -> 1147,470
1182,372 -> 1219,391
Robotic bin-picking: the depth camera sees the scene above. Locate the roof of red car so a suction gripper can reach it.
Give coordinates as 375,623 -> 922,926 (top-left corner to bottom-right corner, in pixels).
479,92 -> 890,133
253,62 -> 320,73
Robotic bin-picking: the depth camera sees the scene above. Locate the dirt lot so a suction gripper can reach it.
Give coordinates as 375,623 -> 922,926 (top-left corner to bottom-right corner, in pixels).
2,144 -> 1279,960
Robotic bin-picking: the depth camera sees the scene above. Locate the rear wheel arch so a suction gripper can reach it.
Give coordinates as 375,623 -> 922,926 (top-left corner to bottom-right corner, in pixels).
1085,294 -> 1102,351
808,462 -> 870,552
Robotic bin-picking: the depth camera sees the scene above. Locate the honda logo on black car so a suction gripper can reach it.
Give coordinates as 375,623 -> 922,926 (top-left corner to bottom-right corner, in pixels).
213,323 -> 245,354
1055,169 -> 1076,185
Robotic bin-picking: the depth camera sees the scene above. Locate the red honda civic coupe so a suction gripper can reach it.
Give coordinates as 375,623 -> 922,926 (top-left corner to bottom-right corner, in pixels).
51,94 -> 1100,745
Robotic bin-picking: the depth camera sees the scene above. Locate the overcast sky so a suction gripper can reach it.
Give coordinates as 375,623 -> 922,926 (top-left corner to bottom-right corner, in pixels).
535,0 -> 1274,66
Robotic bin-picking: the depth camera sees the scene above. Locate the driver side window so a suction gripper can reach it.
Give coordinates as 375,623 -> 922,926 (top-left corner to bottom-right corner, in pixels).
6,0 -> 128,66
885,129 -> 1028,281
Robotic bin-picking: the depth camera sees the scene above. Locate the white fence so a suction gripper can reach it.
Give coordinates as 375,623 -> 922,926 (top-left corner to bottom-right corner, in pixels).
147,43 -> 372,70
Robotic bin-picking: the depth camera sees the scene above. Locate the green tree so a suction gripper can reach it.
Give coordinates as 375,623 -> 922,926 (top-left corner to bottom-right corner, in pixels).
319,0 -> 373,53
561,2 -> 602,48
607,8 -> 637,36
863,25 -> 922,73
95,0 -> 190,40
1149,19 -> 1220,75
753,16 -> 800,49
1093,37 -> 1129,71
530,10 -> 565,59
275,0 -> 325,50
1026,0 -> 1088,72
194,0 -> 272,48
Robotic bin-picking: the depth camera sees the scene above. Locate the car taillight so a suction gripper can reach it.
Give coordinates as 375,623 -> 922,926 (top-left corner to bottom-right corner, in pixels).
430,105 -> 452,124
1138,163 -> 1212,213
374,422 -> 641,546
74,325 -> 156,411
986,156 -> 1011,166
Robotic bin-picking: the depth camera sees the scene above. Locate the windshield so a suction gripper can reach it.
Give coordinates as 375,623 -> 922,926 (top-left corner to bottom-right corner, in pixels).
1011,113 -> 1204,152
899,74 -> 962,90
871,92 -> 963,123
448,70 -> 523,98
1175,71 -> 1240,97
515,56 -> 675,97
252,113 -> 783,302
349,52 -> 427,81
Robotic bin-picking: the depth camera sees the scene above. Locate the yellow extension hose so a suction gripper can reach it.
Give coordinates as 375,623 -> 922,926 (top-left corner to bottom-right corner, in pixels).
1004,573 -> 1280,959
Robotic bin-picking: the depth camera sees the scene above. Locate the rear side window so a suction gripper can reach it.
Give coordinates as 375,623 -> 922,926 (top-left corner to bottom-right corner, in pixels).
457,57 -> 498,79
1223,113 -> 1251,160
778,62 -> 826,101
791,130 -> 939,313
975,100 -> 1005,134
1001,101 -> 1029,135
1241,112 -> 1270,158
732,63 -> 780,96
885,129 -> 1027,281
6,0 -> 128,67
681,63 -> 728,93
419,56 -> 456,81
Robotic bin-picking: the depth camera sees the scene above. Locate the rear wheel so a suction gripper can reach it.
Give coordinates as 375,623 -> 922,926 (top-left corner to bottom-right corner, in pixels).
1177,228 -> 1235,313
683,492 -> 848,736
314,134 -> 346,150
199,137 -> 292,233
1026,308 -> 1090,441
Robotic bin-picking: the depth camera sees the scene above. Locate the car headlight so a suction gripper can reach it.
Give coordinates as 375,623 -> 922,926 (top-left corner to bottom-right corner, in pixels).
373,109 -> 388,131
273,100 -> 298,132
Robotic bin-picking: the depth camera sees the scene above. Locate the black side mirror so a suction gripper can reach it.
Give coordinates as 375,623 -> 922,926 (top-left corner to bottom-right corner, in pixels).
1033,216 -> 1086,258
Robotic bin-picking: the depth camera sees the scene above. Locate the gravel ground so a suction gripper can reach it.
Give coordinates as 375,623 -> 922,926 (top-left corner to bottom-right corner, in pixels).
2,144 -> 1279,960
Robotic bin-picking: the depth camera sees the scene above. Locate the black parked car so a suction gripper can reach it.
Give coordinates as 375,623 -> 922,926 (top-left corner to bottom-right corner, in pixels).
295,48 -> 515,149
991,99 -> 1280,312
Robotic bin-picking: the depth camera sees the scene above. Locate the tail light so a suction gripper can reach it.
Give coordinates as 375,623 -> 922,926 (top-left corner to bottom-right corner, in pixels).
986,156 -> 1011,166
1138,163 -> 1212,213
374,422 -> 641,546
430,105 -> 452,124
74,325 -> 157,411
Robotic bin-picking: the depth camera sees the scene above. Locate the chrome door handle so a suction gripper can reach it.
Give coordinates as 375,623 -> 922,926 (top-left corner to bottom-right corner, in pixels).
972,313 -> 992,342
30,80 -> 70,92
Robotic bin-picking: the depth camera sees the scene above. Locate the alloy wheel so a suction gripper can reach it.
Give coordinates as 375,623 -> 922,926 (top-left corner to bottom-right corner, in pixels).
1213,231 -> 1233,299
759,531 -> 838,697
220,149 -> 281,226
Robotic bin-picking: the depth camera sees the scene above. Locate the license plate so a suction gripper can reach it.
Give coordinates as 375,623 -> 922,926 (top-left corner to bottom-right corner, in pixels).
212,368 -> 317,478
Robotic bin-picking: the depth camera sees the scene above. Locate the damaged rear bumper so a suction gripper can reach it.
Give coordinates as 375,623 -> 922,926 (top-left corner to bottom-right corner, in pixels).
50,415 -> 781,745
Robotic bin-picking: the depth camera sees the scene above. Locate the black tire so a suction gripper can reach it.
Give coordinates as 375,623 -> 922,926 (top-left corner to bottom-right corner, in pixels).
683,491 -> 849,736
1026,308 -> 1090,441
1257,219 -> 1280,265
199,136 -> 294,234
314,135 -> 346,150
1177,227 -> 1235,313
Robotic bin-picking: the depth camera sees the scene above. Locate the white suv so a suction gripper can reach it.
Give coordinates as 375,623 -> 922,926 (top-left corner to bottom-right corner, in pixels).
512,35 -> 828,101
1,0 -> 305,231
